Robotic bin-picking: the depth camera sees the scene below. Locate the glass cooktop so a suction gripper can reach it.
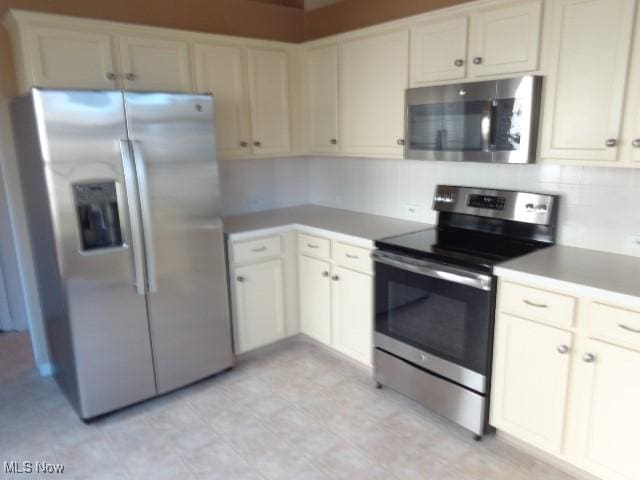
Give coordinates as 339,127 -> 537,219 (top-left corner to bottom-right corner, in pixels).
375,227 -> 548,272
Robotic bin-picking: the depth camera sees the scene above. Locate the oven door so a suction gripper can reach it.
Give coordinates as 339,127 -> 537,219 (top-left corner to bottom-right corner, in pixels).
373,250 -> 494,393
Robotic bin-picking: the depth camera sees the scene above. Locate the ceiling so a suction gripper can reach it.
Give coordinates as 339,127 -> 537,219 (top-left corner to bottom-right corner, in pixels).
251,0 -> 343,10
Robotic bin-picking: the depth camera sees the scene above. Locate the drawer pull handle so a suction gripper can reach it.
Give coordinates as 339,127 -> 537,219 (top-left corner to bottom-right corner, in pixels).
618,324 -> 640,334
307,243 -> 320,249
236,276 -> 245,282
557,344 -> 570,354
251,246 -> 267,253
321,271 -> 330,277
345,253 -> 359,259
582,353 -> 596,363
523,299 -> 548,308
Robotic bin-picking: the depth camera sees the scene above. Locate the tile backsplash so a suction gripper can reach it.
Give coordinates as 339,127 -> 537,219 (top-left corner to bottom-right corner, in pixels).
220,156 -> 640,257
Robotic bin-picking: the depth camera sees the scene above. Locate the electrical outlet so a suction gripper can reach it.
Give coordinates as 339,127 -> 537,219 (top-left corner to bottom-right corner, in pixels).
629,234 -> 640,251
403,204 -> 423,220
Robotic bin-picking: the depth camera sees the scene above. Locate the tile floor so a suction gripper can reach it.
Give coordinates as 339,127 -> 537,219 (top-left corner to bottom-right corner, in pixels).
0,333 -> 583,480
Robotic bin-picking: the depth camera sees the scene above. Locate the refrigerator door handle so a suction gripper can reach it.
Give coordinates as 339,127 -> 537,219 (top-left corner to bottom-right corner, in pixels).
119,140 -> 146,296
131,140 -> 157,293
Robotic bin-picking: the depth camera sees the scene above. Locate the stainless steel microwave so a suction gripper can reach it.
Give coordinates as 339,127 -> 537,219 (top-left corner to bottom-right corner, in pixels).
404,76 -> 543,163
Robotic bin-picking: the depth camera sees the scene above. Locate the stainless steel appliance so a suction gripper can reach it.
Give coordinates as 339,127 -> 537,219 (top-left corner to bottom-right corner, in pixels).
373,185 -> 558,438
405,76 -> 543,163
11,89 -> 233,419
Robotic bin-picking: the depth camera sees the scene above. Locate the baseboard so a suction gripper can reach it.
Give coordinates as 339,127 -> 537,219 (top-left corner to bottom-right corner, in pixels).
37,362 -> 54,377
495,431 -> 598,480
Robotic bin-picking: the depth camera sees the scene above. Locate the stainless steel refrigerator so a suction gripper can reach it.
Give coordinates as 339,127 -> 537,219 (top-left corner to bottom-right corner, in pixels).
11,89 -> 233,419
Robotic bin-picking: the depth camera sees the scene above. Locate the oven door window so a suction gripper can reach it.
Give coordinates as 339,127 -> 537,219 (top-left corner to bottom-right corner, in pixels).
375,261 -> 492,375
407,100 -> 489,152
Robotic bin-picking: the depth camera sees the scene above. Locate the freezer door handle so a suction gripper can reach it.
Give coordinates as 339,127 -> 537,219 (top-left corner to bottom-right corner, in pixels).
119,140 -> 146,295
131,140 -> 157,293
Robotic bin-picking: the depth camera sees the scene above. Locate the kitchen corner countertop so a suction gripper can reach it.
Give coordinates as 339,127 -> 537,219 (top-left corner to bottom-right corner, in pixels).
495,245 -> 640,301
222,204 -> 431,243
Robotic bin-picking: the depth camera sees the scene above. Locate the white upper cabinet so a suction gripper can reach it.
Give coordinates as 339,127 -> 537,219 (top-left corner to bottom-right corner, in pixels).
246,48 -> 291,156
340,30 -> 409,157
540,0 -> 636,162
22,26 -> 117,89
468,0 -> 542,77
194,44 -> 251,158
410,17 -> 468,85
491,313 -> 573,454
570,339 -> 640,480
306,44 -> 339,153
118,36 -> 192,92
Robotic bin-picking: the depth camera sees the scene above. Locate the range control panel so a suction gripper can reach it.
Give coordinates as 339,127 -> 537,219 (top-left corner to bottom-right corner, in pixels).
433,185 -> 558,226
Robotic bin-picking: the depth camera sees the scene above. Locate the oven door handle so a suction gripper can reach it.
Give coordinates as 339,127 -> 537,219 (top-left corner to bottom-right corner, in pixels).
372,250 -> 492,291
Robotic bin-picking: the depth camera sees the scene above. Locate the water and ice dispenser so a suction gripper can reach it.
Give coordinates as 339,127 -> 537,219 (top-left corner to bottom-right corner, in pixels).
73,181 -> 123,251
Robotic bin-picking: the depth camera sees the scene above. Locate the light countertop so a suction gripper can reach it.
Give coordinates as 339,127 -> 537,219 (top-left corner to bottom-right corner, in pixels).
222,204 -> 431,242
495,245 -> 640,301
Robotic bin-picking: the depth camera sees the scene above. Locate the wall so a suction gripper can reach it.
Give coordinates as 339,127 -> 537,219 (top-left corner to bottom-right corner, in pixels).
302,157 -> 640,257
304,0 -> 473,39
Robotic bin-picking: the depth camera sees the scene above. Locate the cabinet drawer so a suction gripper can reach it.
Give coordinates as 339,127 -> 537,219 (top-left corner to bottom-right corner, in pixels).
332,242 -> 372,274
499,282 -> 576,328
587,302 -> 640,350
232,236 -> 281,264
298,233 -> 330,259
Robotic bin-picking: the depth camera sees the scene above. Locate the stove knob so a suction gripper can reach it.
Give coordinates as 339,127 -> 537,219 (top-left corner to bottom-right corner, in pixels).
535,204 -> 548,213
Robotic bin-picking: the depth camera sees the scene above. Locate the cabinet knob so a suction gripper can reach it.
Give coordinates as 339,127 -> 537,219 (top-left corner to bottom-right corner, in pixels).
397,139 -> 405,146
125,73 -> 136,81
330,138 -> 338,145
240,141 -> 248,148
236,275 -> 245,283
605,138 -> 617,147
322,271 -> 330,277
582,352 -> 596,363
106,72 -> 117,81
557,344 -> 570,354
454,59 -> 464,67
632,139 -> 640,148
472,57 -> 483,65
253,141 -> 261,147
332,274 -> 340,281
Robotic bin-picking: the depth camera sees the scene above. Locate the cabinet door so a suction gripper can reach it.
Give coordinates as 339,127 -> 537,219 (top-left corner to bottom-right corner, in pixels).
468,0 -> 542,77
246,48 -> 291,155
298,255 -> 332,344
540,0 -> 635,162
571,340 -> 640,480
232,259 -> 285,353
306,45 -> 339,153
410,17 -> 468,85
194,44 -> 251,159
340,30 -> 409,157
24,26 -> 116,89
331,266 -> 373,365
491,313 -> 573,454
119,36 -> 192,92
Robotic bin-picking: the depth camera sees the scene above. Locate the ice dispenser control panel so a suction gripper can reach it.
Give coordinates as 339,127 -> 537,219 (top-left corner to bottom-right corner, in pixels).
73,181 -> 123,251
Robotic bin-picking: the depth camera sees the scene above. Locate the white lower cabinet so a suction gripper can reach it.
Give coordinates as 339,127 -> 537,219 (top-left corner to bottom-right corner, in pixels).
492,280 -> 640,480
569,339 -> 640,480
231,259 -> 285,353
331,265 -> 373,366
229,230 -> 373,365
298,255 -> 332,345
491,313 -> 573,454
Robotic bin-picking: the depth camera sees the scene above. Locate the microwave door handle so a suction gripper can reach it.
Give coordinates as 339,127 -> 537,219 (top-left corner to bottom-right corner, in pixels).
119,140 -> 146,296
481,101 -> 492,152
130,140 -> 157,294
372,251 -> 492,291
